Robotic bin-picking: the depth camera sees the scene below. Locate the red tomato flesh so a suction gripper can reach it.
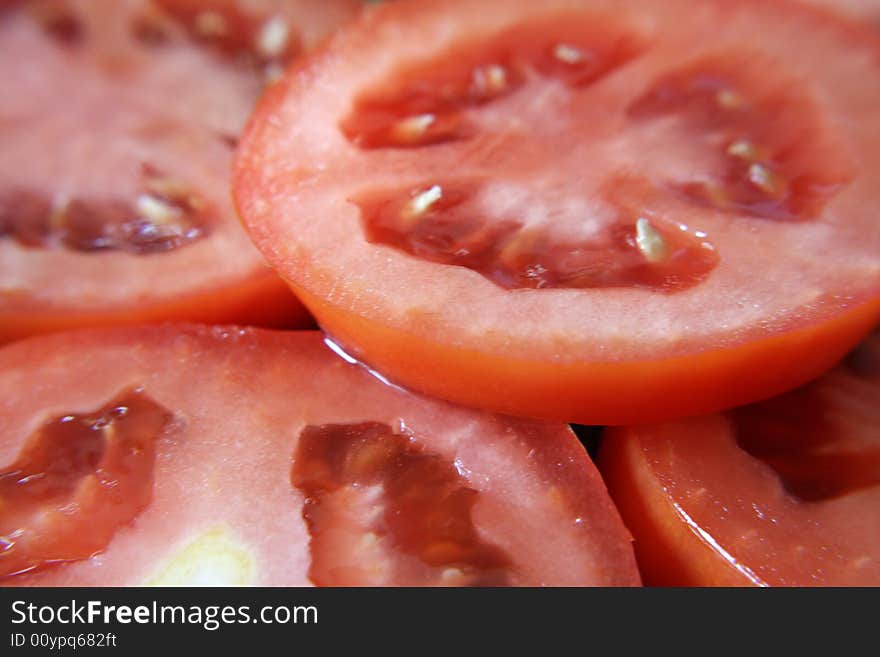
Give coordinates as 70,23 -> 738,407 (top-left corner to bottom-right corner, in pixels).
0,0 -> 362,343
0,326 -> 639,586
235,0 -> 880,424
599,330 -> 880,586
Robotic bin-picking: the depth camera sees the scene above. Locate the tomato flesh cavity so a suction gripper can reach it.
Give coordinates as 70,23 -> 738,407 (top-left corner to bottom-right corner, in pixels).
235,0 -> 880,423
0,389 -> 170,578
0,0 -> 362,341
356,178 -> 720,292
0,327 -> 639,587
625,55 -> 852,222
293,422 -> 511,586
339,16 -> 646,150
1,165 -> 211,255
600,331 -> 880,586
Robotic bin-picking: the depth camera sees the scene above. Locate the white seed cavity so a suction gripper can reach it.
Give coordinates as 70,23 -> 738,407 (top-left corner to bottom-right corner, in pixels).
393,113 -> 436,140
553,43 -> 586,64
747,162 -> 782,196
194,11 -> 227,37
257,15 -> 289,59
403,185 -> 443,220
635,217 -> 668,263
716,89 -> 744,109
136,194 -> 183,225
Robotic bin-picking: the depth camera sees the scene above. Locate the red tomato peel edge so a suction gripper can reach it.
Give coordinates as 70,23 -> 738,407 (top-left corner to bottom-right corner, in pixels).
291,284 -> 880,425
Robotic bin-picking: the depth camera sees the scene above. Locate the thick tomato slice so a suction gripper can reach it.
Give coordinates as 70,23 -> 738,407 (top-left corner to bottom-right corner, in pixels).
0,0 -> 362,343
0,326 -> 639,586
599,330 -> 880,586
234,0 -> 880,425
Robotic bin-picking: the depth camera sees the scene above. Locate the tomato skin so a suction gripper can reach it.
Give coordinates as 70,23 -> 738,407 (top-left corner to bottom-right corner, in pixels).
0,326 -> 639,587
599,332 -> 880,587
234,0 -> 880,425
0,269 -> 313,344
600,418 -> 760,586
294,284 -> 880,425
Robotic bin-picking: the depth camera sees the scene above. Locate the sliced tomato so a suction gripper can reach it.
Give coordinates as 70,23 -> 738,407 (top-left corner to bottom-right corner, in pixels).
234,0 -> 880,424
0,326 -> 639,586
0,0 -> 362,343
599,330 -> 880,586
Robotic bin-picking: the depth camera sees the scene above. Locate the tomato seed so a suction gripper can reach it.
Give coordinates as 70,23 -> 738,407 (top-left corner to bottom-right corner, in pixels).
553,43 -> 587,64
635,217 -> 668,263
256,16 -> 289,60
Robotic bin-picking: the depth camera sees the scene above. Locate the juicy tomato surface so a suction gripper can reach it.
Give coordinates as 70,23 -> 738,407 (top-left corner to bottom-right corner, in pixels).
0,0 -> 362,343
0,325 -> 640,586
234,0 -> 880,425
599,330 -> 880,586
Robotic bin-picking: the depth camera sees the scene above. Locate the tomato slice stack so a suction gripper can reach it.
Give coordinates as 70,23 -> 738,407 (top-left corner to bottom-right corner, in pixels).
0,326 -> 639,587
0,0 -> 361,343
3,0 -> 880,588
235,0 -> 880,425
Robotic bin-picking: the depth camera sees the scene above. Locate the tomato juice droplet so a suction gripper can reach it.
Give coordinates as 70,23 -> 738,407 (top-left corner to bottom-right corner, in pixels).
291,422 -> 512,586
0,389 -> 172,578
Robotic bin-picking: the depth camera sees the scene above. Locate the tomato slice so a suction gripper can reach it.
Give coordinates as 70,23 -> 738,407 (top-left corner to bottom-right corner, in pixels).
234,0 -> 880,424
0,0 -> 362,343
599,330 -> 880,586
0,326 -> 639,586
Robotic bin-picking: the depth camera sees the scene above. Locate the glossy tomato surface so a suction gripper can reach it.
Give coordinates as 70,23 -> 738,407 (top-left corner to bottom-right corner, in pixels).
0,326 -> 639,586
600,330 -> 880,586
0,0 -> 362,343
235,0 -> 880,424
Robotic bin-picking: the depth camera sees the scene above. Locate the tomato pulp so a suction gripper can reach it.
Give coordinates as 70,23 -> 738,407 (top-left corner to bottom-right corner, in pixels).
0,326 -> 639,586
235,0 -> 880,424
0,0 -> 361,342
